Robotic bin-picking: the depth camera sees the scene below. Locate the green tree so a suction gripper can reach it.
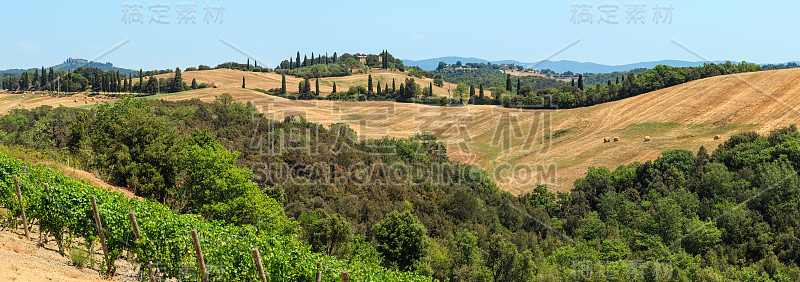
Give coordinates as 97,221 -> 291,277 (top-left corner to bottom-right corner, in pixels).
479,83 -> 484,98
281,74 -> 287,94
191,78 -> 197,89
242,76 -> 246,88
372,210 -> 429,271
368,74 -> 373,94
300,209 -> 353,256
506,74 -> 512,91
578,74 -> 584,90
315,78 -> 320,96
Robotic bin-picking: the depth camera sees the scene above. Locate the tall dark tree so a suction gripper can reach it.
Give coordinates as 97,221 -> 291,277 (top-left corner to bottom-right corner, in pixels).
247,58 -> 250,70
506,74 -> 512,91
281,74 -> 287,94
577,74 -> 584,90
40,66 -> 47,89
332,82 -> 337,93
296,52 -> 301,68
303,55 -> 308,67
139,69 -> 144,93
242,76 -> 246,88
516,78 -> 521,95
333,52 -> 337,63
470,84 -> 475,97
191,78 -> 197,89
368,74 -> 373,94
479,83 -> 484,98
315,78 -> 320,96
392,78 -> 396,93
377,81 -> 381,95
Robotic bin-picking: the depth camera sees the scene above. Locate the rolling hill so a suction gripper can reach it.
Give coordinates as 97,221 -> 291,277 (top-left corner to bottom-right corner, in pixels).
0,58 -> 137,77
2,68 -> 799,195
403,57 -> 727,73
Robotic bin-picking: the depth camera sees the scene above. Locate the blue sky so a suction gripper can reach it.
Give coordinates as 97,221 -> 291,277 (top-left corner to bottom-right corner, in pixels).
1,0 -> 797,70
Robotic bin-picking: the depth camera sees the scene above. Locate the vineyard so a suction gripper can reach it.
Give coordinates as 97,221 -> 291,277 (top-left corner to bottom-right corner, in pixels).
0,150 -> 428,281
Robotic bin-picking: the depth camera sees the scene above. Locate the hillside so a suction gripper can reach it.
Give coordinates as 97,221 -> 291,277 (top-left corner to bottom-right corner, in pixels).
2,68 -> 799,194
139,68 -> 800,194
0,59 -> 137,77
154,68 -> 471,98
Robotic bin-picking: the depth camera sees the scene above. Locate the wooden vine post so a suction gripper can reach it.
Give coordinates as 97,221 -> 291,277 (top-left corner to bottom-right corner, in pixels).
341,270 -> 350,282
128,211 -> 155,282
191,229 -> 209,282
89,195 -> 113,275
316,262 -> 323,282
12,175 -> 30,239
251,248 -> 266,282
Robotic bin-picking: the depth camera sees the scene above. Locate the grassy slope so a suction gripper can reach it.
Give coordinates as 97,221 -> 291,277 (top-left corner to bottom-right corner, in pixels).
3,68 -> 800,194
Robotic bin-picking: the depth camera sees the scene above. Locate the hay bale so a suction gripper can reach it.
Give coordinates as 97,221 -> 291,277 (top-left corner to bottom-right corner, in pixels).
613,137 -> 620,142
644,136 -> 651,142
74,99 -> 78,102
714,135 -> 721,140
603,137 -> 610,143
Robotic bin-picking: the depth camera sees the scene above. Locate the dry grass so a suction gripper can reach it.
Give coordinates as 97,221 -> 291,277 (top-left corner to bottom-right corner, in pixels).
4,68 -> 800,195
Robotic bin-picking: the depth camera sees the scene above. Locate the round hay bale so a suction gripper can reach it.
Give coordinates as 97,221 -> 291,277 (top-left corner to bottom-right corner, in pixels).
714,135 -> 721,140
613,137 -> 620,142
74,99 -> 78,102
603,137 -> 610,143
644,136 -> 651,142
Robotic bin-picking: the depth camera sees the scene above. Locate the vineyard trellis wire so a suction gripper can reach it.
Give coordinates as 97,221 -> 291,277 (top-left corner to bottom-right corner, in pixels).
0,152 -> 428,281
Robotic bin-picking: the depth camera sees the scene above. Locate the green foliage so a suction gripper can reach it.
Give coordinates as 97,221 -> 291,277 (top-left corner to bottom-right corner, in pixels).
0,151 -> 426,281
372,209 -> 430,271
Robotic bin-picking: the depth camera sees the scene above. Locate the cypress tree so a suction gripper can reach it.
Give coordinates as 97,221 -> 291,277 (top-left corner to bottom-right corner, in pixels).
33,69 -> 39,90
571,78 -> 575,87
399,83 -> 404,96
191,78 -> 197,89
616,77 -> 619,84
333,52 -> 337,63
315,78 -> 320,96
470,84 -> 475,97
299,81 -> 303,94
40,67 -> 46,89
429,82 -> 433,96
479,83 -> 484,98
281,74 -> 286,94
385,84 -> 389,94
506,74 -> 512,91
578,74 -> 584,90
297,52 -> 301,67
48,67 -> 55,91
368,74 -> 373,94
247,58 -> 250,70
311,52 -> 314,66
516,78 -> 520,95
290,57 -> 294,69
303,55 -> 308,67
242,76 -> 246,88
392,78 -> 396,93
333,82 -> 337,93
377,81 -> 381,95
139,69 -> 144,93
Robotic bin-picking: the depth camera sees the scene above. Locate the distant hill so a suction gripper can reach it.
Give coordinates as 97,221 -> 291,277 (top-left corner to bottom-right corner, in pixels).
403,57 -> 730,73
0,58 -> 137,76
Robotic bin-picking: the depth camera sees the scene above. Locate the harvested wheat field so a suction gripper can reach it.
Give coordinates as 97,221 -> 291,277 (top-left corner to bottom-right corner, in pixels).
0,93 -> 114,114
144,68 -> 800,194
3,68 -> 800,195
155,68 -> 469,97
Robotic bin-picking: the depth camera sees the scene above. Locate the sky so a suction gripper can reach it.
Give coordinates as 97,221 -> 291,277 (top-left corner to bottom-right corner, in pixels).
1,0 -> 798,70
